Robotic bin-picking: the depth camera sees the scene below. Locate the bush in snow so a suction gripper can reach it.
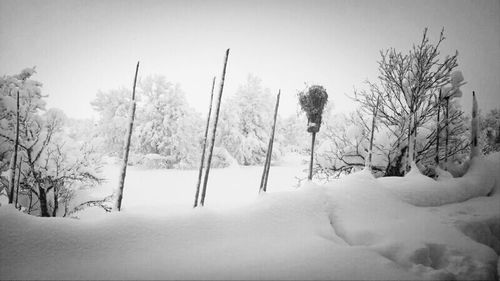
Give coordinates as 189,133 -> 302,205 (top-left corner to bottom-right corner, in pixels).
351,28 -> 467,176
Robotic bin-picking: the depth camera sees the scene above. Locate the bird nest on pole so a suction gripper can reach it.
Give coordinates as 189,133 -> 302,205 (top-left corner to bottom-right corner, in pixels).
298,85 -> 328,133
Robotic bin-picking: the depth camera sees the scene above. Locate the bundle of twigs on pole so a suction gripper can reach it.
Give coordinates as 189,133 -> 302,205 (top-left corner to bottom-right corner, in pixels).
259,90 -> 280,193
298,85 -> 328,180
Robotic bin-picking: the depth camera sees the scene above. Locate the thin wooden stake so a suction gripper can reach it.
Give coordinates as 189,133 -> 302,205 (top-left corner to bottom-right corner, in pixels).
308,132 -> 316,180
259,140 -> 272,193
114,61 -> 140,211
193,76 -> 216,208
260,90 -> 280,193
200,49 -> 230,206
444,96 -> 450,170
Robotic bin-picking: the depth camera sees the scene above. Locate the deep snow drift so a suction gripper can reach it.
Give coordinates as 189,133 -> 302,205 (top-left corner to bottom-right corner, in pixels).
1,153 -> 499,280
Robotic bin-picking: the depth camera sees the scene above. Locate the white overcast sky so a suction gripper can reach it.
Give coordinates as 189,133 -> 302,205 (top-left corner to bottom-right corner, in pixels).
1,0 -> 499,119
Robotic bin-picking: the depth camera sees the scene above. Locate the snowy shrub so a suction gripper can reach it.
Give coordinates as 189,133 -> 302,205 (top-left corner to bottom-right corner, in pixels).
142,153 -> 169,169
209,147 -> 237,168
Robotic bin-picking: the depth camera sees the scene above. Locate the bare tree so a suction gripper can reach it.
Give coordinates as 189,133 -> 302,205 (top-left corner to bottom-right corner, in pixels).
353,28 -> 460,174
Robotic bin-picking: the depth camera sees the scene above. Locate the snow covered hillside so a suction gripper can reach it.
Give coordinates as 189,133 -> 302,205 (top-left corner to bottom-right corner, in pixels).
1,153 -> 499,280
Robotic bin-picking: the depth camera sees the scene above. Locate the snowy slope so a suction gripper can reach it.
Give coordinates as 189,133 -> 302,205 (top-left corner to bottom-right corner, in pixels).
1,154 -> 499,280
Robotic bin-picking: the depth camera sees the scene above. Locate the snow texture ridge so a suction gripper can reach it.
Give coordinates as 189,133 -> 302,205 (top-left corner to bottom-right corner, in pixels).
0,153 -> 499,280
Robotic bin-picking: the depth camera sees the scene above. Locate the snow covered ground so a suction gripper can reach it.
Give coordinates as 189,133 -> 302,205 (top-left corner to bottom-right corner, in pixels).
1,153 -> 499,280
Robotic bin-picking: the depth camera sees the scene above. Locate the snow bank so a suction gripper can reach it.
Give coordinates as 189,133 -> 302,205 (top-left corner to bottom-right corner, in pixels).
1,154 -> 499,280
0,189 -> 416,280
321,170 -> 499,280
378,153 -> 500,206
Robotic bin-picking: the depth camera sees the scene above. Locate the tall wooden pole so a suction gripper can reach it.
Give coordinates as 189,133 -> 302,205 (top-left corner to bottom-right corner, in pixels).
8,89 -> 20,204
260,140 -> 272,192
260,91 -> 280,193
114,61 -> 140,211
308,132 -> 316,180
193,76 -> 216,208
444,96 -> 450,170
435,89 -> 442,166
200,49 -> 230,206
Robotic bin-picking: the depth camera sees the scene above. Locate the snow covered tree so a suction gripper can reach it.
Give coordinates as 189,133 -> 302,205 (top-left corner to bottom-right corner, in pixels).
480,107 -> 500,154
90,88 -> 131,156
278,113 -> 308,153
29,114 -> 104,216
0,67 -> 45,204
1,68 -> 104,217
91,75 -> 203,169
133,75 -> 203,168
217,74 -> 276,165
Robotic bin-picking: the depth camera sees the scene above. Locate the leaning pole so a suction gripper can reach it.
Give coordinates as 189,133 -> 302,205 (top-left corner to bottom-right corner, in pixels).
193,76 -> 216,208
200,49 -> 230,207
115,61 -> 140,211
259,90 -> 280,193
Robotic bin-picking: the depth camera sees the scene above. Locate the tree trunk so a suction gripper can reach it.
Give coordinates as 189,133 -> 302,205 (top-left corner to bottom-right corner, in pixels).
308,131 -> 316,180
260,91 -> 280,193
52,185 -> 58,217
413,111 -> 418,160
15,156 -> 22,209
366,94 -> 380,170
115,61 -> 140,211
470,91 -> 479,159
435,90 -> 442,166
8,89 -> 20,204
200,49 -> 230,207
39,186 -> 50,217
407,110 -> 415,173
194,76 -> 216,208
28,188 -> 33,214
